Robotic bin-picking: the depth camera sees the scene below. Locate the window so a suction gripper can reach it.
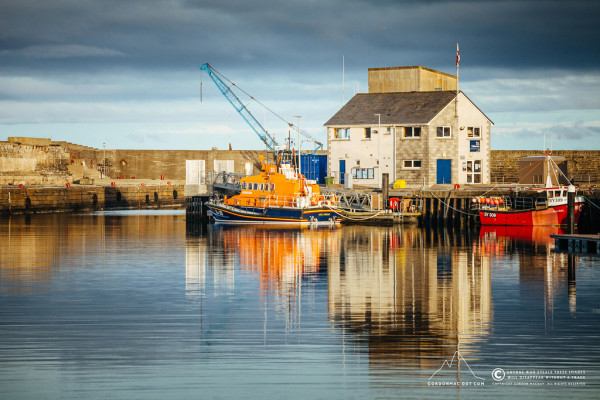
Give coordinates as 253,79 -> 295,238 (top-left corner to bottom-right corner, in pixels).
334,128 -> 350,139
467,127 -> 481,138
436,126 -> 451,138
259,183 -> 264,191
403,160 -> 422,169
404,127 -> 421,138
466,160 -> 482,183
364,127 -> 371,139
242,182 -> 247,190
385,127 -> 395,135
351,168 -> 375,179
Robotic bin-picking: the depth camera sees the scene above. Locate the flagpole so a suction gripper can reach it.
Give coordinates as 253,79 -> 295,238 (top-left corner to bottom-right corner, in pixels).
455,43 -> 459,118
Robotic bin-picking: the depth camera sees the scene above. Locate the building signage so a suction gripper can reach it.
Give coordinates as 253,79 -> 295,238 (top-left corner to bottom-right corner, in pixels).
470,140 -> 480,152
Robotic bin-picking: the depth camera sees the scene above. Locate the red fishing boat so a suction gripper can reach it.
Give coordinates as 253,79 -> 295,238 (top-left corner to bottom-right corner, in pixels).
474,152 -> 584,226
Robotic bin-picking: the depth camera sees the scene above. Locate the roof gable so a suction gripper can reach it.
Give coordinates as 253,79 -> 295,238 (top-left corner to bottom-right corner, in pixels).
324,91 -> 456,126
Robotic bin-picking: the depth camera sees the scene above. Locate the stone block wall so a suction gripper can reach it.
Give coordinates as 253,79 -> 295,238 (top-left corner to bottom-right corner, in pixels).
0,184 -> 185,214
0,142 -> 71,185
491,150 -> 600,185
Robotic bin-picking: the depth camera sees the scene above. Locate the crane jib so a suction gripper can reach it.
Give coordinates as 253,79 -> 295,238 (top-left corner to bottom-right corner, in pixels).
199,63 -> 323,155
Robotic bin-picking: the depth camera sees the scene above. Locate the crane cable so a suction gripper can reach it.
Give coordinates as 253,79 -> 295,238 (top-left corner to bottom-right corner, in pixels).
206,65 -> 322,147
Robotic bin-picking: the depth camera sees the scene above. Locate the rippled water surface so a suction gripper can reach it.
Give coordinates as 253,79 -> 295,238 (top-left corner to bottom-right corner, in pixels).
0,211 -> 598,399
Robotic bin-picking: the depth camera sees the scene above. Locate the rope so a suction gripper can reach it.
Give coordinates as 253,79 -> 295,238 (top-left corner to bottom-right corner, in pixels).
583,195 -> 600,211
548,156 -> 573,185
323,204 -> 386,221
426,189 -> 479,217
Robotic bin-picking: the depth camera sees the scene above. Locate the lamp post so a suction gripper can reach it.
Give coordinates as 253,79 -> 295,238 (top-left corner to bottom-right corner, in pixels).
374,113 -> 381,186
103,142 -> 106,179
294,115 -> 301,175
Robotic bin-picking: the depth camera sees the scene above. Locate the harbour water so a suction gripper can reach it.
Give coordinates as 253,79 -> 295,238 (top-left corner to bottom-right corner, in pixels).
0,210 -> 598,399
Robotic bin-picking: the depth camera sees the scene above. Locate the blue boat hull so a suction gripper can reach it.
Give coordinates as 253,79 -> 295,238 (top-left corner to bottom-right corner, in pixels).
206,203 -> 340,225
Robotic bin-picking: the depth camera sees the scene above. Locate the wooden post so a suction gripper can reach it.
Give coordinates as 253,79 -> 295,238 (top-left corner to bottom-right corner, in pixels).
382,173 -> 389,209
567,185 -> 576,234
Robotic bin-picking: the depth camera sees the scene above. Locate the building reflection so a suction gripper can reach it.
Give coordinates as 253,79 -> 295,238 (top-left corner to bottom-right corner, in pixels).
328,226 -> 492,373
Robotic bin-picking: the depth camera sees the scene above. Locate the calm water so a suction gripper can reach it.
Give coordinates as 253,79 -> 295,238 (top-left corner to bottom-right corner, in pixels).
0,211 -> 599,399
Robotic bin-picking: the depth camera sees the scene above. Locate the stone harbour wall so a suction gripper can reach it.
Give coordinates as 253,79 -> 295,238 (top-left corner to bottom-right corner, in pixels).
490,150 -> 600,185
0,184 -> 185,214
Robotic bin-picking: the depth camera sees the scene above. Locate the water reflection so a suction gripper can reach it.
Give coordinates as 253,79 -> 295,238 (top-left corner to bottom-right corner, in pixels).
327,226 -> 492,376
0,212 -> 185,294
2,213 -> 597,398
480,225 -> 579,316
186,225 -> 339,328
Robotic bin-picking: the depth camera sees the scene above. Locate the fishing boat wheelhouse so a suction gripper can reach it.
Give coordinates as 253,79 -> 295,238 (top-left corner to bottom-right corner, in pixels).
474,151 -> 584,226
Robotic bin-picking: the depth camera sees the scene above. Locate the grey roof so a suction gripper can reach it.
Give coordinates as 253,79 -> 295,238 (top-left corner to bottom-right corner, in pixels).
324,91 -> 457,126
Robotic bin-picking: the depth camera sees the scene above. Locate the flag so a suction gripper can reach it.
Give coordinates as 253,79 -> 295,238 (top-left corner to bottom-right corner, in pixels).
456,43 -> 460,68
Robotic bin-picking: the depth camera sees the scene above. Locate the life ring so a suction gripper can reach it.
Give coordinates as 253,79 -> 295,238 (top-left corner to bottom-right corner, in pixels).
330,195 -> 337,205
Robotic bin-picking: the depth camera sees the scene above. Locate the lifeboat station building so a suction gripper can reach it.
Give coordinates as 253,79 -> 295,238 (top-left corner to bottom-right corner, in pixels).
324,66 -> 493,187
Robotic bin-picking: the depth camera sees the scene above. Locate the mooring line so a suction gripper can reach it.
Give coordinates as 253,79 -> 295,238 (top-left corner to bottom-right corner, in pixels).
426,189 -> 479,217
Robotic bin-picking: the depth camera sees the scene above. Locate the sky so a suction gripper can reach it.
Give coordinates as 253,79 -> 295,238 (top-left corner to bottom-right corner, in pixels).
1,0 -> 599,151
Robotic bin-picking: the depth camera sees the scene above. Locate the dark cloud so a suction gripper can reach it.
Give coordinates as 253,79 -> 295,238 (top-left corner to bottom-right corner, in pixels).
1,0 -> 598,75
0,0 -> 598,149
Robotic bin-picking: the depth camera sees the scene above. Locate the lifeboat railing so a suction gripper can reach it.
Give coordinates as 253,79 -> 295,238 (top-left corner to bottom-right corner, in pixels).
262,193 -> 339,209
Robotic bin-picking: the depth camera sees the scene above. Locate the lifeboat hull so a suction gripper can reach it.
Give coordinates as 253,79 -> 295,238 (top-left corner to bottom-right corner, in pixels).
479,203 -> 583,226
206,203 -> 340,225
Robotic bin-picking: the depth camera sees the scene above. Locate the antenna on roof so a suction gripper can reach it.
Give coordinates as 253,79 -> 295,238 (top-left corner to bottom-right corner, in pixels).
342,55 -> 345,105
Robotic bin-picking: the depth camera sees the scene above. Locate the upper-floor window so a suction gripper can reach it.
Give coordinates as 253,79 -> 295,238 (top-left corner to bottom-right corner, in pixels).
467,127 -> 481,138
364,127 -> 371,139
404,127 -> 421,138
436,126 -> 451,138
334,128 -> 350,139
403,160 -> 422,169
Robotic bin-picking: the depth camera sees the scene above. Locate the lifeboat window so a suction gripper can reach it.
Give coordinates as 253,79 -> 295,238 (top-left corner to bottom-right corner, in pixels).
254,183 -> 258,190
555,190 -> 561,197
562,190 -> 566,197
242,182 -> 247,190
271,184 -> 275,191
259,183 -> 264,191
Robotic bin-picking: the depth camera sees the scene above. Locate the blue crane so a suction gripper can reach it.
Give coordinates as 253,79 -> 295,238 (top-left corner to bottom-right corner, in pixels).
199,63 -> 322,156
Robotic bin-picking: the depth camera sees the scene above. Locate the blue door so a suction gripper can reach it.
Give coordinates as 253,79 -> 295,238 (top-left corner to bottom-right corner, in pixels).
339,160 -> 346,185
436,159 -> 451,184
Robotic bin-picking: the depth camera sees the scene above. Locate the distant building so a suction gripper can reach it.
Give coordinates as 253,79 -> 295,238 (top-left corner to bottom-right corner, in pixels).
324,66 -> 493,187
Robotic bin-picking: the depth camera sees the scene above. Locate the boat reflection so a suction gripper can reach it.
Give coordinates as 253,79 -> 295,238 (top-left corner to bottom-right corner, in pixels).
185,225 -> 339,309
328,226 -> 492,376
479,225 -> 578,314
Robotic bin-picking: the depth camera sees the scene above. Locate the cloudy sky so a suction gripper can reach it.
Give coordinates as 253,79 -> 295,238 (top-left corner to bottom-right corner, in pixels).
1,0 -> 599,151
